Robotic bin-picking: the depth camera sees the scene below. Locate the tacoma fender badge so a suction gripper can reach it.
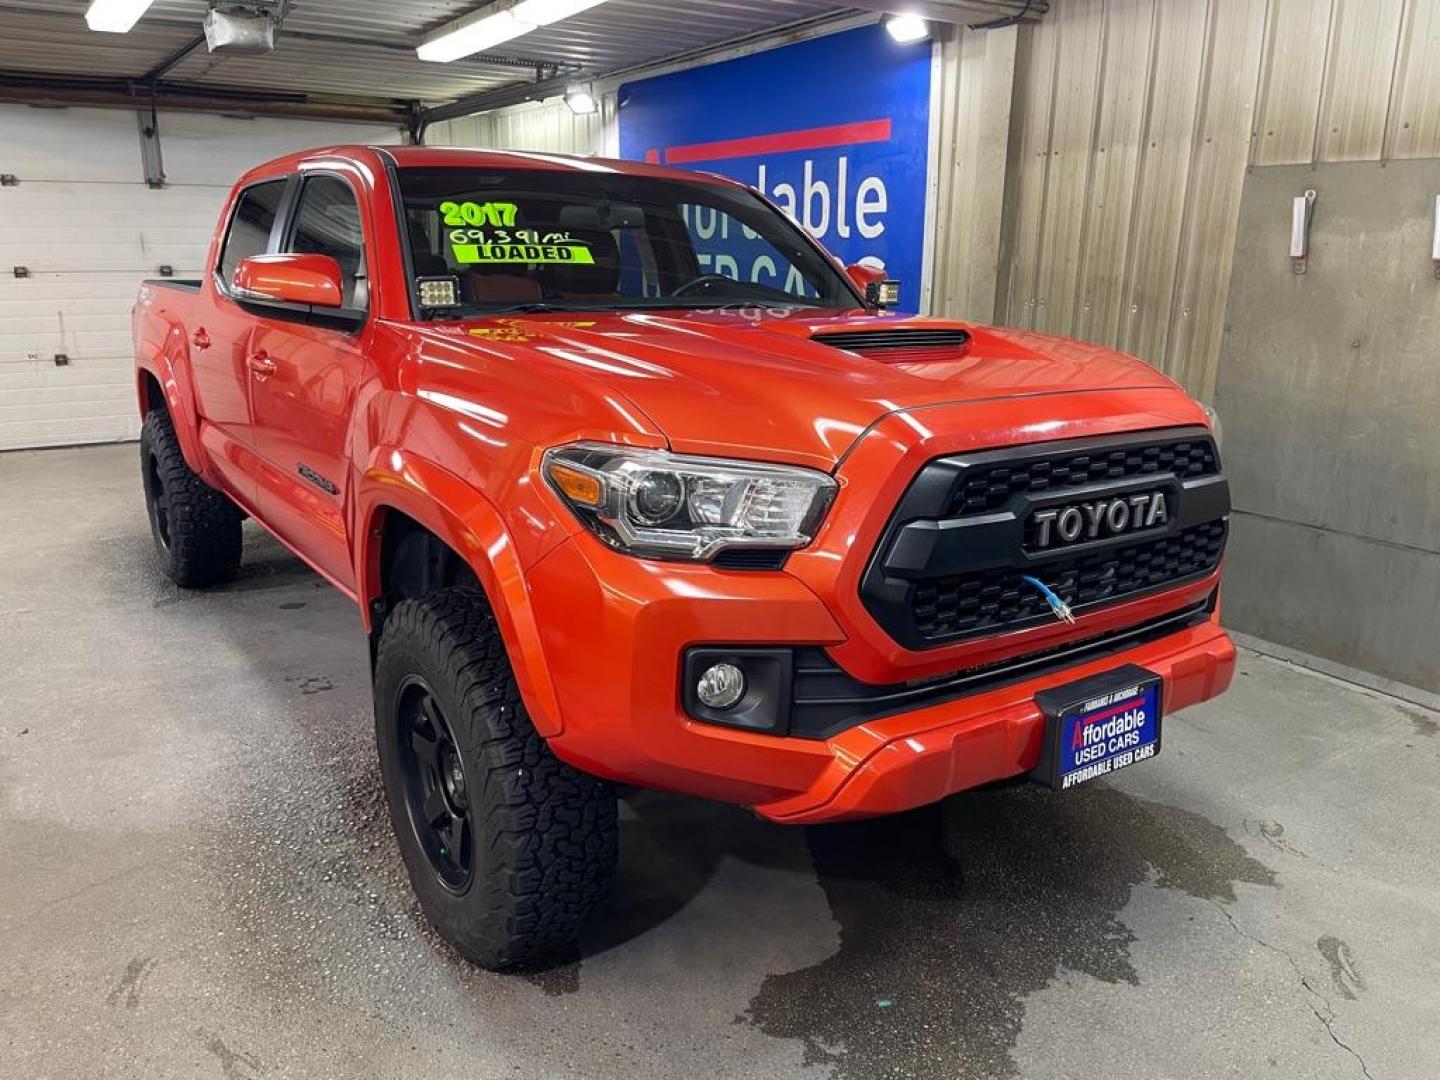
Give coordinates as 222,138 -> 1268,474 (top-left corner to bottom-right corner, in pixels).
297,463 -> 339,496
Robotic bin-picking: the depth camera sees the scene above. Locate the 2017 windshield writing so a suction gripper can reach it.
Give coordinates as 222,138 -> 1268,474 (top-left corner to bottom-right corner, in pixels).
439,200 -> 593,265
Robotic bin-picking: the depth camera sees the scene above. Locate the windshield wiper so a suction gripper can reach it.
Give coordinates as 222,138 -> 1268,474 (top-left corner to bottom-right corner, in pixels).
434,298 -> 826,319
647,299 -> 825,311
484,302 -> 577,314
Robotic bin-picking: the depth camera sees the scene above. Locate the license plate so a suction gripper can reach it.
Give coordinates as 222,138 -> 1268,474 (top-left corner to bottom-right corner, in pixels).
1030,664 -> 1163,790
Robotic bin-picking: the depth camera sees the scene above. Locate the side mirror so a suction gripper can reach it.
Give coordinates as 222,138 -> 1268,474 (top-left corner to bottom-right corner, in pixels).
845,262 -> 900,309
232,253 -> 343,309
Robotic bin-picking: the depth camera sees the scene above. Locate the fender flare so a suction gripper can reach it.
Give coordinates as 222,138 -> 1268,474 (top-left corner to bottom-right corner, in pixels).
136,323 -> 208,478
354,448 -> 565,738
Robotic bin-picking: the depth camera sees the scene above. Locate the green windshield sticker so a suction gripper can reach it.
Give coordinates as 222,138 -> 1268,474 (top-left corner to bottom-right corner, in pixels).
437,201 -> 594,265
452,242 -> 595,265
440,200 -> 519,227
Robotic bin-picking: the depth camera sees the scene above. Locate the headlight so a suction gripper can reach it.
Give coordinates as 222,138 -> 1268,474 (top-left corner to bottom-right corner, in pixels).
543,443 -> 836,561
1202,403 -> 1224,452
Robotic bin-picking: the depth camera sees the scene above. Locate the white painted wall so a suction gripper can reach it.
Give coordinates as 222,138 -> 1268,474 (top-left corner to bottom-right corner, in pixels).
0,105 -> 401,451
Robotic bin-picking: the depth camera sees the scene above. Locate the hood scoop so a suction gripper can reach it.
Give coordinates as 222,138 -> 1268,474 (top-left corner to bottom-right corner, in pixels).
809,326 -> 972,363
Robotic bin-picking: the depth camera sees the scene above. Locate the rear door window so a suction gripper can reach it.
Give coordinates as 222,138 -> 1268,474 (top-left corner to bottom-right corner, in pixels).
218,179 -> 288,288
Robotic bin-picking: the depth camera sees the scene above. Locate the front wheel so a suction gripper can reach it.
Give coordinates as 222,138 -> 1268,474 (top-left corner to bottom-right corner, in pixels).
373,587 -> 618,969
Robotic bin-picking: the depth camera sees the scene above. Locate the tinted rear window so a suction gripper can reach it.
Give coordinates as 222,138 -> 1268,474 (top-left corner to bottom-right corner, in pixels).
219,179 -> 288,287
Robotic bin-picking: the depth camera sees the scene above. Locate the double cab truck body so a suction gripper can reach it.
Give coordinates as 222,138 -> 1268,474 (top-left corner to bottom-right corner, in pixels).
133,145 -> 1234,967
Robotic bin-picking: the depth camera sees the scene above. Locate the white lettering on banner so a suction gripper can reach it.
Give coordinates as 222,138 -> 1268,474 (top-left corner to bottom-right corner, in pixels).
769,171 -> 797,219
696,253 -> 741,280
756,159 -> 889,243
803,160 -> 830,237
856,175 -> 887,238
680,158 -> 891,299
693,203 -> 719,240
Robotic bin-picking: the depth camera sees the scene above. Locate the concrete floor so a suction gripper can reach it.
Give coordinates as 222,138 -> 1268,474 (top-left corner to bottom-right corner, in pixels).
1,443 -> 1438,1080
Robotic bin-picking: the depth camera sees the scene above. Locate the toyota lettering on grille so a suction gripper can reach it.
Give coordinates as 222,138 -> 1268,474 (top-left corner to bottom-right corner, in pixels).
1031,492 -> 1169,549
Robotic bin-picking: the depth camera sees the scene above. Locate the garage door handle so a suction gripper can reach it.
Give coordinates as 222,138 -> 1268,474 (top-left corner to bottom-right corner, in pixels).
246,351 -> 277,379
191,328 -> 212,350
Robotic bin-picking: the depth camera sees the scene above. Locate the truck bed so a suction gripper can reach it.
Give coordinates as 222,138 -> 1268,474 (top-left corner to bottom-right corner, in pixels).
142,279 -> 202,292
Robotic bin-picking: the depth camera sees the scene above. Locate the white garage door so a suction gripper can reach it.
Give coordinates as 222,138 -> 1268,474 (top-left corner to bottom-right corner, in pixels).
0,105 -> 401,451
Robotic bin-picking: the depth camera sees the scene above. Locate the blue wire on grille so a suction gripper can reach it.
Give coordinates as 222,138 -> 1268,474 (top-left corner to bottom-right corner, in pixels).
1021,575 -> 1077,625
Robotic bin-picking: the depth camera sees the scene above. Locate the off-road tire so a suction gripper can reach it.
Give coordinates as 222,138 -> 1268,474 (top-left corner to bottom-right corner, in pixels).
373,587 -> 618,969
139,409 -> 243,587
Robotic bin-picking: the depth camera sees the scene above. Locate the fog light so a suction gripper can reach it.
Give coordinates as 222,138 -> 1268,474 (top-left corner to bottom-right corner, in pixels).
696,663 -> 745,710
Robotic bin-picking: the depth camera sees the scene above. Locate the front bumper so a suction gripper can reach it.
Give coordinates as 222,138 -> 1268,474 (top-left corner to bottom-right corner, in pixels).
758,611 -> 1234,823
527,388 -> 1234,823
527,528 -> 1234,824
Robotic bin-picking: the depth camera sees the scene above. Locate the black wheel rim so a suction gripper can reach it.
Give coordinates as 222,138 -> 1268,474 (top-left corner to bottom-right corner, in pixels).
143,450 -> 172,552
397,677 -> 475,892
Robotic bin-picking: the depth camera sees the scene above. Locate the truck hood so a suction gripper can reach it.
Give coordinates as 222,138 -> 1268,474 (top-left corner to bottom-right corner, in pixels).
445,308 -> 1179,470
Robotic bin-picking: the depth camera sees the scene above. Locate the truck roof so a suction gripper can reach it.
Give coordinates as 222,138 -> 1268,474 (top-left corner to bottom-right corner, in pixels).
235,143 -> 740,188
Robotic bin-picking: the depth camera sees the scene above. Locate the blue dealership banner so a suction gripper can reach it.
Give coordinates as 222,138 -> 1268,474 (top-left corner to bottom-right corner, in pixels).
618,24 -> 933,310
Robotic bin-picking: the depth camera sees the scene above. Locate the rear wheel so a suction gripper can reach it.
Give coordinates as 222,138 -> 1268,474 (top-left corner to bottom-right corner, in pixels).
140,409 -> 243,587
373,587 -> 618,969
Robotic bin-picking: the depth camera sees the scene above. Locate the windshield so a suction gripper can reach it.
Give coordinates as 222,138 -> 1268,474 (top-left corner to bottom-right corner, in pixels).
395,166 -> 860,318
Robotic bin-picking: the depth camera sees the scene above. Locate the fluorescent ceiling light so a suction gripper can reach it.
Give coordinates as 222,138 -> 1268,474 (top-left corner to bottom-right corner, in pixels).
564,84 -> 598,115
418,0 -> 608,63
417,9 -> 528,62
883,13 -> 930,43
85,0 -> 155,32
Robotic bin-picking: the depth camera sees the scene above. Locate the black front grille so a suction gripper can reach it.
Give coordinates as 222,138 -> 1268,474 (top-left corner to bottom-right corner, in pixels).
911,520 -> 1226,640
859,428 -> 1230,650
953,437 -> 1218,516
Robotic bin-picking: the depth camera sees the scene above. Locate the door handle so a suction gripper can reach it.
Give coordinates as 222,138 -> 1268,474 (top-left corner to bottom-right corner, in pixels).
246,351 -> 277,379
191,327 -> 212,350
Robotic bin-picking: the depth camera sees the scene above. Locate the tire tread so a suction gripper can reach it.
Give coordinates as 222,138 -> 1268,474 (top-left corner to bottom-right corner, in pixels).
140,409 -> 242,587
374,587 -> 617,969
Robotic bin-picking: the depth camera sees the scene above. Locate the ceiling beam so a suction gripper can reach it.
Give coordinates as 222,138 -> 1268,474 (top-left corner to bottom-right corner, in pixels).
419,72 -> 576,127
842,0 -> 1047,25
0,71 -> 410,125
139,32 -> 207,85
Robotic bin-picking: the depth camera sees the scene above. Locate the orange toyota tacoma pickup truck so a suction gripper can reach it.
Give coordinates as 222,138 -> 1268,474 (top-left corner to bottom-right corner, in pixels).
133,145 -> 1234,968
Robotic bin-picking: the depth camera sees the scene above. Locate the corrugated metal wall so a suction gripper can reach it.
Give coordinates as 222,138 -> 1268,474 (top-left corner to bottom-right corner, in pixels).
995,0 -> 1440,401
927,24 -> 1019,324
